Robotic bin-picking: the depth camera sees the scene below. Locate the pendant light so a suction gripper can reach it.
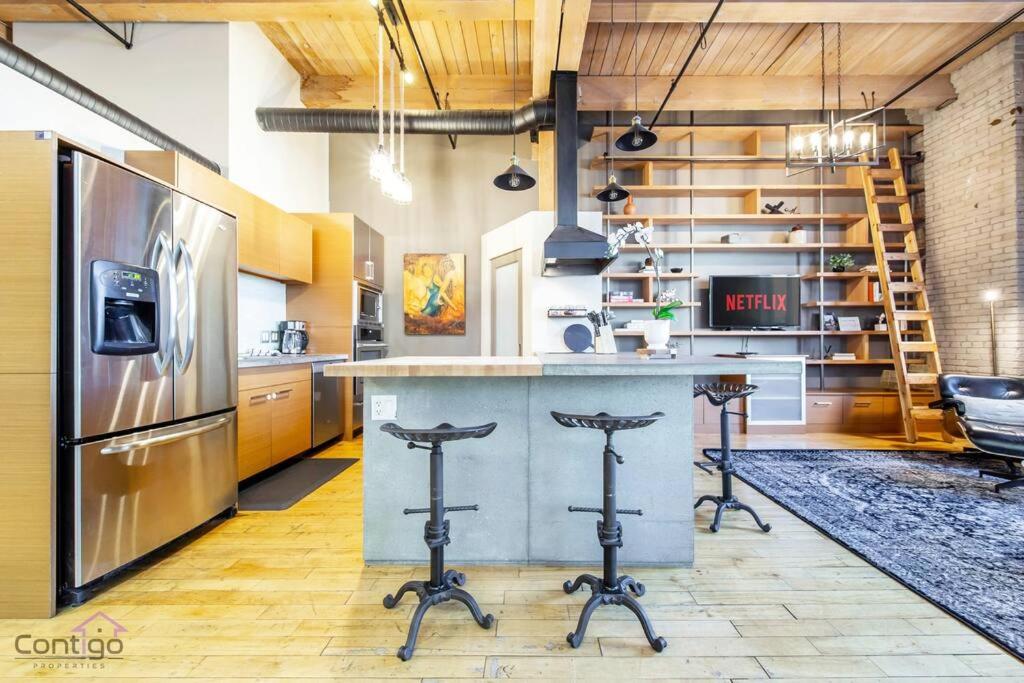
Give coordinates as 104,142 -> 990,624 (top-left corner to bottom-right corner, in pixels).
596,0 -> 629,204
615,0 -> 657,152
494,0 -> 536,191
382,47 -> 401,199
369,19 -> 390,182
394,61 -> 412,204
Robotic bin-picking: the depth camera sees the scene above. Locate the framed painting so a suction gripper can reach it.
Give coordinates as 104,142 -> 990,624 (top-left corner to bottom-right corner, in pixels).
403,253 -> 467,335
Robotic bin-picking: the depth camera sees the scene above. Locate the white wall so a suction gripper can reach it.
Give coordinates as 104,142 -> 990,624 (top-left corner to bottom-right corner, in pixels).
13,22 -> 231,169
480,211 -> 604,355
237,273 -> 288,353
227,23 -> 328,212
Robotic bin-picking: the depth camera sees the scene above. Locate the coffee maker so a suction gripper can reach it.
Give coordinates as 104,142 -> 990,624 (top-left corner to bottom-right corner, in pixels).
278,320 -> 309,354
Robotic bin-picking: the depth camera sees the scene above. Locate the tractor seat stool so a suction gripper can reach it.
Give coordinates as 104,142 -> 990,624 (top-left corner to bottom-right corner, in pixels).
379,421 -> 497,661
551,410 -> 668,653
693,383 -> 771,533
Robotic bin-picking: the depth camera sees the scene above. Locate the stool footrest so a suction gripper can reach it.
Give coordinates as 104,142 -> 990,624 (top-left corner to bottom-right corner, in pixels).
403,504 -> 479,515
569,505 -> 643,516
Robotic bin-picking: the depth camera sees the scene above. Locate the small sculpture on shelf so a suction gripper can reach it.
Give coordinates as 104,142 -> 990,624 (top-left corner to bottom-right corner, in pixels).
762,201 -> 799,215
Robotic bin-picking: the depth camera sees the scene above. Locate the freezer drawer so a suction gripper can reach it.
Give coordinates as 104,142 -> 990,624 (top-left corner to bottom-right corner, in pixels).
71,412 -> 237,587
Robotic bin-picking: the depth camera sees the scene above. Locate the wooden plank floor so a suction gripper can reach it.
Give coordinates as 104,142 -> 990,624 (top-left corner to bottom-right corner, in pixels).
2,432 -> 1022,679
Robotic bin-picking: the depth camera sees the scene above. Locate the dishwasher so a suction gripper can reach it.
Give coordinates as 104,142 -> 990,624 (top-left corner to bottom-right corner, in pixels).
311,361 -> 342,448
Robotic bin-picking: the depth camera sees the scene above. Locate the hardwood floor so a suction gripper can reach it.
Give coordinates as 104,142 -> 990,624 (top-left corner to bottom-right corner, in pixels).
2,432 -> 1021,679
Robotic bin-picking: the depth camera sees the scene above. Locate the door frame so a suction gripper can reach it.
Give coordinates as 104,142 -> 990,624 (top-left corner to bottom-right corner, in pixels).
490,249 -> 523,356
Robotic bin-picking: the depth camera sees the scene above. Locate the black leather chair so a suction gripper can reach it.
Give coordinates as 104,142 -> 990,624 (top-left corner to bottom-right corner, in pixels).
932,374 -> 1024,492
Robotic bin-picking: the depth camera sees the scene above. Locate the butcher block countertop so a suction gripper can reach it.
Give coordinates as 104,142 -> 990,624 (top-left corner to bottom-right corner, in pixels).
323,353 -> 802,378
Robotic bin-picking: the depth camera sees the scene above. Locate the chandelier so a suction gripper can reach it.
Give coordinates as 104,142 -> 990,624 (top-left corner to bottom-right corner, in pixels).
369,4 -> 412,204
786,24 -> 882,171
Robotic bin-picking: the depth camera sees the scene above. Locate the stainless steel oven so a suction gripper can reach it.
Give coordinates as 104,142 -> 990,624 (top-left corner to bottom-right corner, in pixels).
352,323 -> 387,432
356,283 -> 383,326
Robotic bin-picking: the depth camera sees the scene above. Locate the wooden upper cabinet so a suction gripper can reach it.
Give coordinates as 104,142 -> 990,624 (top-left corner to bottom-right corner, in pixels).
124,150 -> 312,284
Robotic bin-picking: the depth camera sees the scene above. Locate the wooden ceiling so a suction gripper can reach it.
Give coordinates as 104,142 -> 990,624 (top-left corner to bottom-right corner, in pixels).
2,1 -> 1022,110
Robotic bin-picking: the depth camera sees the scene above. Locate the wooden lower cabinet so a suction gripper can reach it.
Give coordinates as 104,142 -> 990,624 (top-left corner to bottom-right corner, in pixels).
238,387 -> 273,480
271,380 -> 311,465
237,367 -> 313,481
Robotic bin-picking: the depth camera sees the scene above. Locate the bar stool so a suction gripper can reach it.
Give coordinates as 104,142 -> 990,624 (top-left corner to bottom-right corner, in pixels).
551,410 -> 668,653
379,421 -> 497,661
693,383 -> 771,533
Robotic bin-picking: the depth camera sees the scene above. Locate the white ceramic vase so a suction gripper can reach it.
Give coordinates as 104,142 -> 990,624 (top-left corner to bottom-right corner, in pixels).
644,319 -> 671,350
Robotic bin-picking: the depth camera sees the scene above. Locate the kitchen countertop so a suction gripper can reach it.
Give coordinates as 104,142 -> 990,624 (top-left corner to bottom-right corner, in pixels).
238,353 -> 348,369
323,353 -> 802,377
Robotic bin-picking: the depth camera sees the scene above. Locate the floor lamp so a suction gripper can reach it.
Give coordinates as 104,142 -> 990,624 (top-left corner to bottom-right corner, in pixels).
983,290 -> 1000,375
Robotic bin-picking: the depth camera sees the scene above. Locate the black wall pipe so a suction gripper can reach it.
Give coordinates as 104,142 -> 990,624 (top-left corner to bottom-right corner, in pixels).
255,100 -> 556,136
0,38 -> 221,173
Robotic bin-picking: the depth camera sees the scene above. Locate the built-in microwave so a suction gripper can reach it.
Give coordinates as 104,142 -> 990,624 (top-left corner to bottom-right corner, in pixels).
356,283 -> 382,326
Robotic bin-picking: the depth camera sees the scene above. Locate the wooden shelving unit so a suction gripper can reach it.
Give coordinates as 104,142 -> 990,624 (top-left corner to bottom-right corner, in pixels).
592,122 -> 926,391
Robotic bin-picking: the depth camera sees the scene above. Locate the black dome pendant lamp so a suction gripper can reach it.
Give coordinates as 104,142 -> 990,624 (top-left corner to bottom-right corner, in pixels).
494,0 -> 536,191
596,0 -> 630,204
615,0 -> 657,152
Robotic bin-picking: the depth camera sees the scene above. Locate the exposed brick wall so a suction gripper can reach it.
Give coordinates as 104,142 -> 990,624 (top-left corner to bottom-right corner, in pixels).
918,33 -> 1024,376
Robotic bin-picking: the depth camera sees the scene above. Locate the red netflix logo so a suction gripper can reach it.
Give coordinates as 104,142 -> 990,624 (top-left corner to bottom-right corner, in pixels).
724,293 -> 788,312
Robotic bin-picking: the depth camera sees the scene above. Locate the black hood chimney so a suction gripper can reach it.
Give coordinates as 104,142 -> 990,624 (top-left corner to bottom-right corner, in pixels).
542,71 -> 616,276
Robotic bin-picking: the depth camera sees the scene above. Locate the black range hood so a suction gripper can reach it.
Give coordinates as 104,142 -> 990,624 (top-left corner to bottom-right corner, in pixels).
542,71 -> 616,277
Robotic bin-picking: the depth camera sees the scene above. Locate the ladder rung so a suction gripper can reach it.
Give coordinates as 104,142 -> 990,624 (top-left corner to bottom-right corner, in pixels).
893,310 -> 932,321
889,282 -> 925,293
870,168 -> 902,180
900,341 -> 938,353
906,373 -> 939,386
878,223 -> 914,232
873,195 -> 911,205
910,407 -> 944,420
884,252 -> 921,261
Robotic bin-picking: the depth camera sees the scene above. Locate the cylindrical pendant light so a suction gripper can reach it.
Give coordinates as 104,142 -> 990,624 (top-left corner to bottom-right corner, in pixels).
494,0 -> 536,191
615,0 -> 657,152
395,65 -> 412,204
369,19 -> 390,181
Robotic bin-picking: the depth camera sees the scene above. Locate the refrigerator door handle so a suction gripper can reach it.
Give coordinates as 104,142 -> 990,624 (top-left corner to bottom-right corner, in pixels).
99,416 -> 230,455
148,231 -> 177,375
174,238 -> 198,374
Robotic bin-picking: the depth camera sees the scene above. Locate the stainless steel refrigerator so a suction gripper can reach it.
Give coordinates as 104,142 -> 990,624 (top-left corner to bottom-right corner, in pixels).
59,151 -> 238,598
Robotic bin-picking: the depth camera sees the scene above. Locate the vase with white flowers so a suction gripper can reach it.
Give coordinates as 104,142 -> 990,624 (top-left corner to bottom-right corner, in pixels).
606,222 -> 683,350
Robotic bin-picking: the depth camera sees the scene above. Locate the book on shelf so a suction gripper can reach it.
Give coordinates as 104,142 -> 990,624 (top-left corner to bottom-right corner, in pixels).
828,352 -> 858,361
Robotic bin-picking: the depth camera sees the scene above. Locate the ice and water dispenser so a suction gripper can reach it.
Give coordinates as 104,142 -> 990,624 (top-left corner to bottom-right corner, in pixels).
90,260 -> 160,355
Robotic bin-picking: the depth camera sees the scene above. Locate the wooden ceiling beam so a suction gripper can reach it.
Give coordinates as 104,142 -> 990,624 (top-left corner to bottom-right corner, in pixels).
532,0 -> 591,98
301,73 -> 954,110
589,1 -> 1024,23
0,0 -> 532,23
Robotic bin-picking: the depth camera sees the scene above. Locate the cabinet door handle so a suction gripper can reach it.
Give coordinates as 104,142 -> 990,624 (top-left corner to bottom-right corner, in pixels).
812,401 -> 833,407
275,389 -> 292,401
250,394 -> 269,406
853,401 -> 872,408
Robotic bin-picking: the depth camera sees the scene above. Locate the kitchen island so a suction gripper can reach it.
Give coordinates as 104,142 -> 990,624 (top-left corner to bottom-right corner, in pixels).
325,354 -> 802,566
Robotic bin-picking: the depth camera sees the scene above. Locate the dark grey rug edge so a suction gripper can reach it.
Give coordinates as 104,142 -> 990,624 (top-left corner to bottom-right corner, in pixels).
239,458 -> 357,511
701,448 -> 1024,663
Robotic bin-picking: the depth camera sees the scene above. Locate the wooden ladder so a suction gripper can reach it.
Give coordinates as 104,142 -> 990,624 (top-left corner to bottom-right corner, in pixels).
856,147 -> 943,443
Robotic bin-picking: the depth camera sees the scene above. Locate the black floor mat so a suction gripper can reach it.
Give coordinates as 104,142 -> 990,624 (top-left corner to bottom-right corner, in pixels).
238,458 -> 357,511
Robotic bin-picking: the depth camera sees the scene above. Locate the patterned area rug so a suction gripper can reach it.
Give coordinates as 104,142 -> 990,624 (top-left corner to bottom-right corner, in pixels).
702,448 -> 1024,659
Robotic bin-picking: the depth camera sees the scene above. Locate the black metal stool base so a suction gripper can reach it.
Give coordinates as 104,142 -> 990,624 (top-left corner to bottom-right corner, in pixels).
383,570 -> 493,661
694,494 -> 771,533
563,574 -> 666,652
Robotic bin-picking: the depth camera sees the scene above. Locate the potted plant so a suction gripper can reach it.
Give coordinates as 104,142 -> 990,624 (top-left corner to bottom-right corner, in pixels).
829,253 -> 855,273
607,222 -> 684,350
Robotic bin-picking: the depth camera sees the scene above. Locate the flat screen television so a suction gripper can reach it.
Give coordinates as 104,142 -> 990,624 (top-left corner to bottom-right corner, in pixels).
708,275 -> 800,329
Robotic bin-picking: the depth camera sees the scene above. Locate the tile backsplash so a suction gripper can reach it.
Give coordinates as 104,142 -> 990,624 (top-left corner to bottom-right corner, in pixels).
237,272 -> 286,353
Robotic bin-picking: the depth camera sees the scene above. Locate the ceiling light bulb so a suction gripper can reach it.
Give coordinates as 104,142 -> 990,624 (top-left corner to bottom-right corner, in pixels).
395,174 -> 412,204
382,165 -> 402,199
828,133 -> 838,149
793,135 -> 804,153
810,133 -> 821,151
368,0 -> 378,6
983,289 -> 1000,302
843,130 -> 854,148
859,131 -> 871,149
403,70 -> 414,85
369,145 -> 390,183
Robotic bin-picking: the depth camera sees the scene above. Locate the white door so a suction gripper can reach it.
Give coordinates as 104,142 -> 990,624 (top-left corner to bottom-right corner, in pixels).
491,250 -> 522,356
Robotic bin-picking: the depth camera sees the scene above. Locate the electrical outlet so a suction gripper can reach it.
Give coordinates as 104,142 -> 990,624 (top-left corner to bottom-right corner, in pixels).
371,395 -> 397,421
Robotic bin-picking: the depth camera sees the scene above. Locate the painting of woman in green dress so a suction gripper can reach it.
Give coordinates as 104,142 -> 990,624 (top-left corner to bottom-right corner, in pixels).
403,253 -> 466,335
